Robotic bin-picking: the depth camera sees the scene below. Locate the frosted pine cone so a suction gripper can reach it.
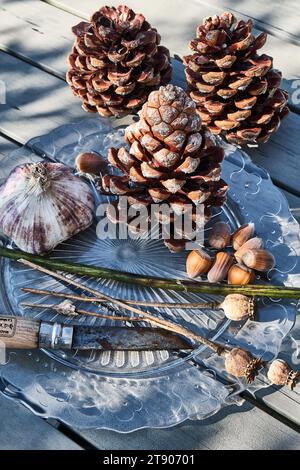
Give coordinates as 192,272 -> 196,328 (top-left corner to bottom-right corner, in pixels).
184,12 -> 289,145
67,5 -> 172,117
102,84 -> 228,251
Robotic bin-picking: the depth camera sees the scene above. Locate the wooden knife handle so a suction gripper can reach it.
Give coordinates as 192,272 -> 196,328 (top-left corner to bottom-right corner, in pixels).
0,316 -> 40,349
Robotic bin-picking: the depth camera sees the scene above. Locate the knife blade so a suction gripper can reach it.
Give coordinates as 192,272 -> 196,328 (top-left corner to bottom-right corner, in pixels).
0,316 -> 192,351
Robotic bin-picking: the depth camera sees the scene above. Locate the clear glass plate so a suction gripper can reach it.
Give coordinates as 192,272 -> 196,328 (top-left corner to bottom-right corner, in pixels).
0,117 -> 299,432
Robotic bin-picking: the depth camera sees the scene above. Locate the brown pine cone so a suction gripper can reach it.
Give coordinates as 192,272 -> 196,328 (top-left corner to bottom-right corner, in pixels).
101,84 -> 228,251
66,5 -> 172,117
184,12 -> 289,145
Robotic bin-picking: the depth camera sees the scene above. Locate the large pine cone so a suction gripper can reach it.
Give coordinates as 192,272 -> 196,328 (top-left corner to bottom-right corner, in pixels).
184,12 -> 289,145
66,5 -> 172,117
102,84 -> 228,252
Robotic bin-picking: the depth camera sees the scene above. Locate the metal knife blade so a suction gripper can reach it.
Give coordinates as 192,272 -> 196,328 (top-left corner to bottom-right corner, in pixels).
72,325 -> 193,351
0,316 -> 193,351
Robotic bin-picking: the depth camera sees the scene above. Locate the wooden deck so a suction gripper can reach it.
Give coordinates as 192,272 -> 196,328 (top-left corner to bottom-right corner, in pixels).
0,0 -> 299,449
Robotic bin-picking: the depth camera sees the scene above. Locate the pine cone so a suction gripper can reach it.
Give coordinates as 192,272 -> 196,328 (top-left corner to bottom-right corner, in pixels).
101,84 -> 228,251
184,12 -> 289,145
66,5 -> 172,117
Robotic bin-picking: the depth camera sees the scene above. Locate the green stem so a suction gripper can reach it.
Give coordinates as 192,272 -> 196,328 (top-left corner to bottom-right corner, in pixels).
1,246 -> 300,299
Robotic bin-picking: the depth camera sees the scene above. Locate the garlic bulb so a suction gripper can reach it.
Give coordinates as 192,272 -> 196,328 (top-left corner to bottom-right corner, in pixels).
0,162 -> 95,254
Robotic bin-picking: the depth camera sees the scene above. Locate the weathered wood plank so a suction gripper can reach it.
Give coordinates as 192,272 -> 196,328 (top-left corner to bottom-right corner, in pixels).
0,394 -> 81,449
1,0 -> 299,108
0,0 -> 75,78
196,0 -> 300,46
0,135 -> 83,450
1,137 -> 298,437
0,135 -> 20,159
246,112 -> 300,196
253,238 -> 300,425
52,0 -> 300,46
0,51 -> 86,143
76,404 -> 300,450
254,301 -> 300,425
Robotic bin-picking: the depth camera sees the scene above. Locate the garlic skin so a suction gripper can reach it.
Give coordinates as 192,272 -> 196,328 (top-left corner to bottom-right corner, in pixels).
0,162 -> 95,254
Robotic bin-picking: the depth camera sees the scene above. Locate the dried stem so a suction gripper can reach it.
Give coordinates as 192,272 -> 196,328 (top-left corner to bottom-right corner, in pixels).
18,258 -> 225,354
0,246 -> 299,298
21,302 -> 142,322
21,287 -> 219,310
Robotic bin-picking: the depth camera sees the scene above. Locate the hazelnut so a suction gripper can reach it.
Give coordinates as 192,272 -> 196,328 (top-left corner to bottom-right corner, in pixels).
75,151 -> 106,176
208,222 -> 231,249
228,263 -> 255,285
242,249 -> 276,272
186,249 -> 212,278
231,223 -> 255,250
234,237 -> 264,263
207,252 -> 234,283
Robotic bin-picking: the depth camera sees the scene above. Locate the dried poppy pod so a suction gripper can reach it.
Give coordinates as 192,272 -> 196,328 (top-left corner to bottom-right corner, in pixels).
67,5 -> 172,117
267,359 -> 299,390
184,12 -> 289,145
102,85 -> 228,251
224,347 -> 263,383
220,294 -> 255,321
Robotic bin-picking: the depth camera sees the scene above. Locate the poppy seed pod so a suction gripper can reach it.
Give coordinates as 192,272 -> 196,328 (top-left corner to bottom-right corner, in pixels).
267,359 -> 299,390
224,347 -> 263,383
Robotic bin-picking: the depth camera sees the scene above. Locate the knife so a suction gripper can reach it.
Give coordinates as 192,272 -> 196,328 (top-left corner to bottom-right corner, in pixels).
0,316 -> 192,351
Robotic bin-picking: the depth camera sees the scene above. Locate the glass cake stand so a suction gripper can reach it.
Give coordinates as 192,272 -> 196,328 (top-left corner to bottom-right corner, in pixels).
0,117 -> 299,431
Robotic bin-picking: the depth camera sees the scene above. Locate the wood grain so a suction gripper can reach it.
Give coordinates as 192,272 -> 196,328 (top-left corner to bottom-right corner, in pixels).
196,0 -> 300,46
76,404 -> 300,449
283,190 -> 300,222
0,51 -> 86,143
0,394 -> 81,449
0,317 -> 39,349
0,136 -> 20,159
51,0 -> 300,46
